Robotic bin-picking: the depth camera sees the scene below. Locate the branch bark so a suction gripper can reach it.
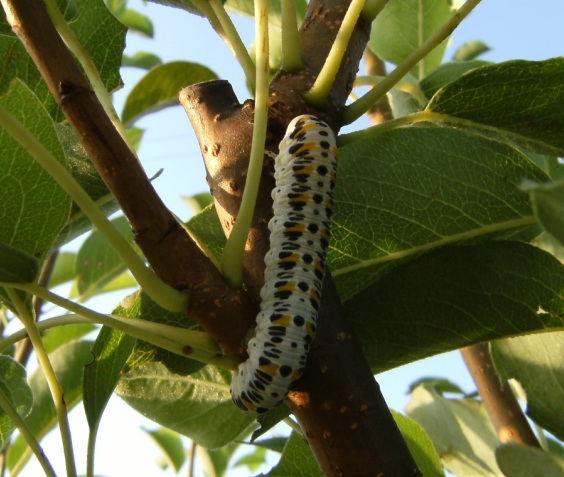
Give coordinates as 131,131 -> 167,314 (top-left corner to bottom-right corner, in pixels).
181,0 -> 421,474
461,343 -> 541,447
2,0 -> 256,356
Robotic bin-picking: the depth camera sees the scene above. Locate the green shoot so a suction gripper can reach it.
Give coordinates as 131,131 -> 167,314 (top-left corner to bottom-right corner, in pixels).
5,287 -> 77,477
0,387 -> 57,477
0,105 -> 190,313
281,0 -> 303,71
344,0 -> 484,124
192,0 -> 257,89
221,0 -> 270,288
303,0 -> 366,108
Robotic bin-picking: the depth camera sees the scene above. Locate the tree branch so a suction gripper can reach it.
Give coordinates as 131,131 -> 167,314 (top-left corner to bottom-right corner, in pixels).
461,343 -> 541,447
2,0 -> 256,356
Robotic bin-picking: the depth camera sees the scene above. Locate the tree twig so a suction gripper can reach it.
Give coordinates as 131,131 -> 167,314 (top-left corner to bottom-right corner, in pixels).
461,343 -> 541,447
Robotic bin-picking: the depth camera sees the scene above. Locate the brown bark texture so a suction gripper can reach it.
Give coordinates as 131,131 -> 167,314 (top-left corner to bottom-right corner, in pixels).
4,0 -> 257,356
181,1 -> 422,475
461,343 -> 541,448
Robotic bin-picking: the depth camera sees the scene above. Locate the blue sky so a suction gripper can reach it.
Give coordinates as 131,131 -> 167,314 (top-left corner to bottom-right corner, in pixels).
19,1 -> 564,476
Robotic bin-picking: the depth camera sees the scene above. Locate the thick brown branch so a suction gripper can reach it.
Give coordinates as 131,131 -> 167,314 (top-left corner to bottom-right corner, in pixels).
461,343 -> 540,447
4,0 -> 255,355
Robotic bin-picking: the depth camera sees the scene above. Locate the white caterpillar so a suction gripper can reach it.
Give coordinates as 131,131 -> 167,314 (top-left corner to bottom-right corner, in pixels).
230,115 -> 338,413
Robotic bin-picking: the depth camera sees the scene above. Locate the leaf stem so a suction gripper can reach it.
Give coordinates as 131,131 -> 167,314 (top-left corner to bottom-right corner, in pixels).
43,0 -> 136,154
0,105 -> 189,313
192,0 -> 256,89
303,0 -> 366,108
3,283 -> 239,370
221,0 -> 269,288
280,0 -> 303,71
0,387 -> 57,477
4,287 -> 77,477
343,0 -> 484,124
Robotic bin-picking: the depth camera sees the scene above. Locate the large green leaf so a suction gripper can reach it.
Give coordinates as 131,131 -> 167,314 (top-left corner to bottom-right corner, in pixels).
0,81 -> 72,258
496,443 -> 564,477
406,384 -> 501,477
0,243 -> 38,284
491,331 -> 564,442
6,341 -> 93,474
369,0 -> 452,78
121,61 -> 218,126
0,357 -> 33,449
427,58 -> 564,156
330,126 -> 546,301
526,178 -> 564,247
345,241 -> 564,373
420,60 -> 490,99
116,363 -> 254,448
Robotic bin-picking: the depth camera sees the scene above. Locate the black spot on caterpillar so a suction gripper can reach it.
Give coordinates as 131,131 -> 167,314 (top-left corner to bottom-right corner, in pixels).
230,115 -> 338,413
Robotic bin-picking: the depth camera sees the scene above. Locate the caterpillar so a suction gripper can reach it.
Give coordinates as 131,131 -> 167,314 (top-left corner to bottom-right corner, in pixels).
230,114 -> 338,414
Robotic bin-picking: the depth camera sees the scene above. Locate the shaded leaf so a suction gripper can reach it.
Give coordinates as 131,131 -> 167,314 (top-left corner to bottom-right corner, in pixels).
0,243 -> 38,284
427,58 -> 564,156
331,126 -> 546,301
116,362 -> 254,448
345,242 -> 564,373
420,60 -> 490,99
453,40 -> 491,61
6,341 -> 93,474
525,178 -> 564,247
122,51 -> 162,70
407,377 -> 466,396
406,384 -> 501,477
266,432 -> 322,476
0,81 -> 72,258
115,8 -> 154,37
496,443 -> 564,477
392,411 -> 445,477
491,331 -> 564,442
42,322 -> 97,353
369,0 -> 452,78
0,357 -> 33,449
122,61 -> 218,126
143,427 -> 186,472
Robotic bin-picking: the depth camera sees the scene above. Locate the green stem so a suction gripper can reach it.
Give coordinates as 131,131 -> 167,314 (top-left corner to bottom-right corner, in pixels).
0,105 -> 189,313
0,387 -> 57,477
343,0 -> 484,124
303,0 -> 366,108
4,287 -> 77,477
221,0 -> 269,288
43,0 -> 136,154
192,0 -> 256,89
3,283 -> 238,370
280,0 -> 303,71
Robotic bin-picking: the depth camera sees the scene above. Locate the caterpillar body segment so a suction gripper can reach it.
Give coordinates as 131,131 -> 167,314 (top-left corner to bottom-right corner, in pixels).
230,115 -> 338,414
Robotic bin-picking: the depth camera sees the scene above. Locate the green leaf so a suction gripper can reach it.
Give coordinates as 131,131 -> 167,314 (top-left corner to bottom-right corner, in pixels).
143,427 -> 186,472
0,81 -> 72,259
116,363 -> 255,448
496,443 -> 564,477
42,322 -> 97,353
420,60 -> 490,99
406,384 -> 501,477
526,178 -> 564,247
452,40 -> 491,61
184,204 -> 226,265
49,252 -> 77,288
368,0 -> 452,78
147,0 -> 225,16
392,411 -> 445,477
122,52 -> 162,70
66,0 -> 126,95
0,357 -> 33,449
331,126 -> 546,301
427,58 -> 564,156
6,341 -> 93,474
121,61 -> 218,126
266,432 -> 322,477
0,243 -> 38,283
115,8 -> 154,37
345,241 -> 564,373
181,193 -> 214,215
407,377 -> 466,396
490,331 -> 564,442
83,325 -> 136,431
75,216 -> 134,299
